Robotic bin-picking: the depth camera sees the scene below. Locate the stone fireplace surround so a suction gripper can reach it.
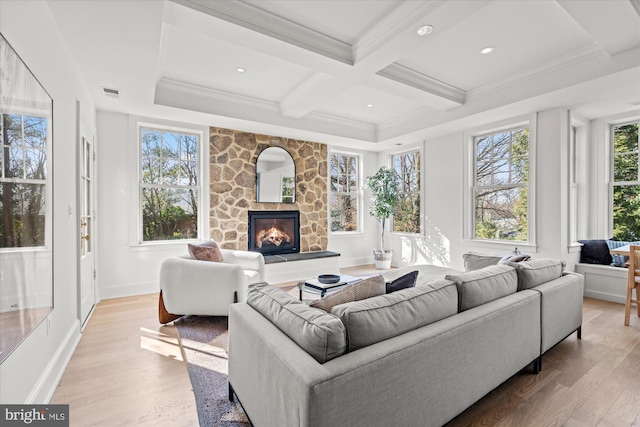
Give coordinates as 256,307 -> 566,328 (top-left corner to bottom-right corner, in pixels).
209,127 -> 328,253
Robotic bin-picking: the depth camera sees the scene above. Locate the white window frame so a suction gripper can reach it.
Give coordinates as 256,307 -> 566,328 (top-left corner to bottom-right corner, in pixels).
568,112 -> 589,251
389,145 -> 423,236
0,109 -> 53,252
128,117 -> 209,248
609,117 -> 640,239
329,150 -> 363,234
464,114 -> 537,250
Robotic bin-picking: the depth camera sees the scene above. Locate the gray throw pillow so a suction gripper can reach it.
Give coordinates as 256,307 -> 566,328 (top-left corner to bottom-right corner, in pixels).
446,265 -> 518,311
462,252 -> 502,271
310,275 -> 385,313
247,282 -> 347,363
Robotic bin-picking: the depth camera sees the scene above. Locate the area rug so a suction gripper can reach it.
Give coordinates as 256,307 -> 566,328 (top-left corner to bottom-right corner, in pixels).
174,315 -> 250,426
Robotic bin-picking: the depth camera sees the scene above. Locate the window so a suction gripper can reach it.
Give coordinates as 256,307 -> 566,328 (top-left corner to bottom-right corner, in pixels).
140,127 -> 199,242
392,150 -> 420,234
329,152 -> 360,232
473,126 -> 529,241
611,121 -> 639,241
0,114 -> 48,248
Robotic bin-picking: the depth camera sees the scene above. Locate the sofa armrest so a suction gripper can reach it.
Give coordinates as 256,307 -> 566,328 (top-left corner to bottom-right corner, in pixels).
221,249 -> 265,280
160,257 -> 243,315
532,272 -> 583,353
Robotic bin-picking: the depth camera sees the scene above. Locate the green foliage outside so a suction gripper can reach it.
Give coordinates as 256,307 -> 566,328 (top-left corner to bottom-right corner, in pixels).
141,129 -> 198,241
330,154 -> 359,232
612,123 -> 639,241
475,128 -> 529,241
1,114 -> 48,248
393,151 -> 420,234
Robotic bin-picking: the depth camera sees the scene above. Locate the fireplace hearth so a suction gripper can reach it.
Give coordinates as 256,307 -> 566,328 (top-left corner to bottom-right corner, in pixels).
248,210 -> 300,255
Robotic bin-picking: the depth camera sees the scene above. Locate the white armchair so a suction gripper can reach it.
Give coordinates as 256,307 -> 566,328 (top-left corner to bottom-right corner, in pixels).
159,249 -> 265,323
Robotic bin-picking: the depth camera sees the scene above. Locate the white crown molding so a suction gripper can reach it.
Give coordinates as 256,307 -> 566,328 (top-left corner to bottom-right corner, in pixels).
170,0 -> 353,65
155,77 -> 378,142
352,0 -> 442,64
377,63 -> 465,105
469,43 -> 607,98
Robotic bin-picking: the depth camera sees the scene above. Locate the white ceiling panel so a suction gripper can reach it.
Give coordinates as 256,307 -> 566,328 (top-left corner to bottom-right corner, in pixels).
397,0 -> 597,91
314,84 -> 425,124
161,24 -> 313,102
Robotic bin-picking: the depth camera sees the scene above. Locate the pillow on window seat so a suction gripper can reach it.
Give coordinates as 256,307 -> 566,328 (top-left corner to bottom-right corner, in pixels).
606,240 -> 640,267
578,240 -> 612,265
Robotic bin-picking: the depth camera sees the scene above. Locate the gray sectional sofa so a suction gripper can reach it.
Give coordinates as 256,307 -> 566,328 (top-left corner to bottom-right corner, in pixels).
228,259 -> 583,427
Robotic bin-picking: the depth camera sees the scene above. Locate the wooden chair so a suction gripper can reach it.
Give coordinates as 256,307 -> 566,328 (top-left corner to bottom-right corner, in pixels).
624,245 -> 640,326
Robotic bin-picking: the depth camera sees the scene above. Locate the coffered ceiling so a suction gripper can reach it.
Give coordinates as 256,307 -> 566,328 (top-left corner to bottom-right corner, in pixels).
47,0 -> 640,149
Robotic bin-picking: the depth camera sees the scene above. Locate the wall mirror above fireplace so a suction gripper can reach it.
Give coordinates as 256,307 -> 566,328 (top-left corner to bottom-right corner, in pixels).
256,147 -> 295,203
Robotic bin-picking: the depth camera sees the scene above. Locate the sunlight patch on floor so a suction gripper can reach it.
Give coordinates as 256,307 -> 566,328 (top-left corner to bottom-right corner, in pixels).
139,327 -> 184,360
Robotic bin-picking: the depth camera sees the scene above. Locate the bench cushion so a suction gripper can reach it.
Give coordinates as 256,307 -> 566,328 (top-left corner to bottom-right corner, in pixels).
247,282 -> 347,363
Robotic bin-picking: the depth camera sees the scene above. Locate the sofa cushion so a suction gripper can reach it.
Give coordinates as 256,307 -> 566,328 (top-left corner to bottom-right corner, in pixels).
331,279 -> 458,351
462,252 -> 502,271
385,270 -> 418,294
445,265 -> 518,311
606,239 -> 640,267
188,240 -> 224,262
309,275 -> 385,313
246,282 -> 346,363
508,258 -> 565,290
578,239 -> 612,265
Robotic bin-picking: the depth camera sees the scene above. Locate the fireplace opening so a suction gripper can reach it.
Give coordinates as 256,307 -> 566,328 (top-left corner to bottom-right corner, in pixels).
248,210 -> 300,255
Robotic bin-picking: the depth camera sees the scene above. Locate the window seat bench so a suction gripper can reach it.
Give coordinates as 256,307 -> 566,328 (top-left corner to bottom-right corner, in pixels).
575,263 -> 627,304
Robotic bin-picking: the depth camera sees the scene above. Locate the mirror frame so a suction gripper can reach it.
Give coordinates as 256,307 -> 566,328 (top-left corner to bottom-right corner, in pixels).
0,33 -> 54,363
255,147 -> 296,204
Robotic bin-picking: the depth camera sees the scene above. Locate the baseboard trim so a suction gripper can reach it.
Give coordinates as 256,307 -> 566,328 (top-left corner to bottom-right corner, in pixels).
99,281 -> 158,300
29,320 -> 82,404
584,290 -> 625,305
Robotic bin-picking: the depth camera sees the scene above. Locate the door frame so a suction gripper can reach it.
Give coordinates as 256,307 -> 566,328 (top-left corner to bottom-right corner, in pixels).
76,101 -> 99,329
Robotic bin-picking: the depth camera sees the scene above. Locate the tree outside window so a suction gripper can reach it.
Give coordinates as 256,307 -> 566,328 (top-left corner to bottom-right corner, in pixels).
474,127 -> 529,241
140,127 -> 199,241
1,114 -> 48,248
329,153 -> 360,232
392,150 -> 420,234
612,122 -> 639,241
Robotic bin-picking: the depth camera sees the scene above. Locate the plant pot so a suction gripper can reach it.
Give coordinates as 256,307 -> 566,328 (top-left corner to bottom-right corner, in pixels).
373,250 -> 392,270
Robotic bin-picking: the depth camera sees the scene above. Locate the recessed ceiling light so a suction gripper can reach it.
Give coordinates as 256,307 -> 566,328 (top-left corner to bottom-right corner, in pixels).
417,25 -> 433,36
236,67 -> 246,73
366,104 -> 374,108
480,47 -> 494,55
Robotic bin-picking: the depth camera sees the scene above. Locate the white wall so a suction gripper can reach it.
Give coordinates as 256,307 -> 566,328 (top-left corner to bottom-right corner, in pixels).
381,108 -> 584,272
0,0 -> 95,403
96,112 -> 193,299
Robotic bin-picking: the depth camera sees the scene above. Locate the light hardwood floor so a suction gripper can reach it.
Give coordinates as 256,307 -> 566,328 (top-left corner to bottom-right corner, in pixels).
52,266 -> 640,426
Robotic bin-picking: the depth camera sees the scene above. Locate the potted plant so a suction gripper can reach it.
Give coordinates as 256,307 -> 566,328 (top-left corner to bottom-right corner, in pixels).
367,166 -> 398,269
